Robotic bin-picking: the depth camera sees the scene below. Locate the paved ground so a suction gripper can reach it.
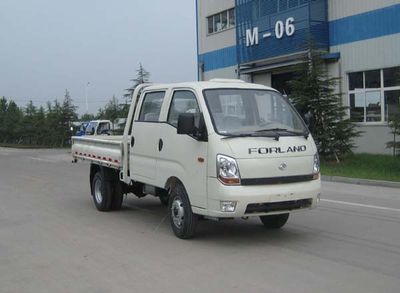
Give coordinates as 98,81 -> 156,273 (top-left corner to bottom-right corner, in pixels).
0,148 -> 400,293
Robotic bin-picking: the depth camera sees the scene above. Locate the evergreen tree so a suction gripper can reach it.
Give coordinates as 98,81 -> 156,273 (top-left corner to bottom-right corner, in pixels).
96,95 -> 129,133
96,107 -> 105,120
132,63 -> 150,87
61,90 -> 78,146
46,100 -> 63,147
124,63 -> 151,102
103,95 -> 120,127
386,111 -> 400,156
22,101 -> 37,145
35,106 -> 46,145
289,46 -> 360,162
0,97 -> 7,142
386,70 -> 400,156
80,113 -> 95,121
0,92 -> 79,147
4,100 -> 23,144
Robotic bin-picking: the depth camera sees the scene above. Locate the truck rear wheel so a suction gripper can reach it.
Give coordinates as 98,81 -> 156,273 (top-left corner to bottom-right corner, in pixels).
168,184 -> 198,239
259,213 -> 289,229
92,171 -> 113,212
158,189 -> 169,206
159,196 -> 169,206
111,181 -> 124,211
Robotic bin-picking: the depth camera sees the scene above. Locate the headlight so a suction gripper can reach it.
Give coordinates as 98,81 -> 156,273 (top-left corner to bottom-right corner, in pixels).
217,154 -> 241,185
313,153 -> 320,179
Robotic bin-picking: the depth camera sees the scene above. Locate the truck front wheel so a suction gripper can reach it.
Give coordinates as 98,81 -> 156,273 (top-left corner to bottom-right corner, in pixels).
92,171 -> 113,212
259,213 -> 289,229
168,184 -> 198,239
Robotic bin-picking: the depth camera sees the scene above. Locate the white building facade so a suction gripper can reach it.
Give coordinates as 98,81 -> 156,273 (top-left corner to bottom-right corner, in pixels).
196,0 -> 400,154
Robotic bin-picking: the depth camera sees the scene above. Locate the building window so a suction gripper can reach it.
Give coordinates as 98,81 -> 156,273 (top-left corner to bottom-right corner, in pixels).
258,0 -> 308,17
349,66 -> 400,123
384,67 -> 400,87
207,8 -> 235,34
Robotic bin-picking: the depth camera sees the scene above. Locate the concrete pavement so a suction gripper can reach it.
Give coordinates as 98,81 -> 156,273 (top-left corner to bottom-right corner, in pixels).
0,147 -> 399,293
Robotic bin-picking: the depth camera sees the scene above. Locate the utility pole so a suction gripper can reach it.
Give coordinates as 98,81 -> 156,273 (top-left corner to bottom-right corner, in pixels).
85,82 -> 90,113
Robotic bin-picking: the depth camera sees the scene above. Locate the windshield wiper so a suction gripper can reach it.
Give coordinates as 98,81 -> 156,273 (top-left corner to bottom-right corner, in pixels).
221,132 -> 279,139
221,129 -> 309,140
256,128 -> 310,139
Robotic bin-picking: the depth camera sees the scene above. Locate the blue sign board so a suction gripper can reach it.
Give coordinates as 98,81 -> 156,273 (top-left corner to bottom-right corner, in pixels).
236,0 -> 329,64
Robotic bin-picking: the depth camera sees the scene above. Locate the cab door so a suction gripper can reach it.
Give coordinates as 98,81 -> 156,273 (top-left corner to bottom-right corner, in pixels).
129,91 -> 166,185
156,90 -> 208,209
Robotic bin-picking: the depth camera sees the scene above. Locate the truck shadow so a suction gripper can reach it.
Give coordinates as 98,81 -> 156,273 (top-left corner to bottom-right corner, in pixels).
194,218 -> 308,246
120,196 -> 309,246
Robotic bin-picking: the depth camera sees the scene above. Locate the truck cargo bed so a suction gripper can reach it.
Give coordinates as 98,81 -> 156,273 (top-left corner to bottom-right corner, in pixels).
71,136 -> 123,169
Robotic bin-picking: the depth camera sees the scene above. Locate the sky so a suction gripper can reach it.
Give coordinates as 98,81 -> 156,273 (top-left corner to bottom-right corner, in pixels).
0,0 -> 197,114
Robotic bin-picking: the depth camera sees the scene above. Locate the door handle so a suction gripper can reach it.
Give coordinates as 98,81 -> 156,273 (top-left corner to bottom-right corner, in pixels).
158,139 -> 163,152
131,136 -> 135,147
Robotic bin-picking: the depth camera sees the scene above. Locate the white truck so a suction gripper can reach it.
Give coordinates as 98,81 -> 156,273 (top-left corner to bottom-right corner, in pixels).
72,79 -> 321,239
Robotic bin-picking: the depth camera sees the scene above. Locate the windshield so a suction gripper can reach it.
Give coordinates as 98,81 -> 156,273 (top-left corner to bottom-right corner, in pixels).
97,122 -> 110,134
203,89 -> 307,136
85,122 -> 98,135
80,122 -> 89,132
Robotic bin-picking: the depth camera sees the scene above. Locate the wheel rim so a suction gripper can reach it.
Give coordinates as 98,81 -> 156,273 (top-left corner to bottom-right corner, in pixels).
171,197 -> 184,228
94,178 -> 103,204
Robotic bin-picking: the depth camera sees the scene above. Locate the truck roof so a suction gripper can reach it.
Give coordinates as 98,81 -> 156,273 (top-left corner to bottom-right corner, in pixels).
143,79 -> 277,92
88,120 -> 112,124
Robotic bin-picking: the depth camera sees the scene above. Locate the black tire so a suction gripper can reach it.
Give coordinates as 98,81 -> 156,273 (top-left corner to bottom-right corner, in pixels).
159,192 -> 169,206
160,196 -> 169,206
259,213 -> 289,229
168,184 -> 198,239
91,171 -> 113,212
111,181 -> 124,211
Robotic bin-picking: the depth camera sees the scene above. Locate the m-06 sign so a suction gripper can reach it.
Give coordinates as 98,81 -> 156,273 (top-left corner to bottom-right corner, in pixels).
246,17 -> 296,47
235,0 -> 329,64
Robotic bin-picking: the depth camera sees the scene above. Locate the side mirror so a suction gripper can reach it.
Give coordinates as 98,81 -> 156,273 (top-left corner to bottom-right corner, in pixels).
177,113 -> 195,135
177,113 -> 207,141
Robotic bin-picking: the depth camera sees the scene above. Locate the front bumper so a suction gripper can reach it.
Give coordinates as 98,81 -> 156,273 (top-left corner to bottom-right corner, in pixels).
204,177 -> 321,218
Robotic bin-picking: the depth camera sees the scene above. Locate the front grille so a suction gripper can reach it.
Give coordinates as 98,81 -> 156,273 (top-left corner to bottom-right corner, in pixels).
241,174 -> 315,186
245,198 -> 313,214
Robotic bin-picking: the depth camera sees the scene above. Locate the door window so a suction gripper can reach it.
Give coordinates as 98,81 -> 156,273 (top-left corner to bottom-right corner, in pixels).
97,122 -> 110,134
138,92 -> 165,122
167,91 -> 200,127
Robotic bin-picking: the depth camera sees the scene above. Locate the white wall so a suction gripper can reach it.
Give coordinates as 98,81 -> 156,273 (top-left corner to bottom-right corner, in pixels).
329,34 -> 400,154
197,0 -> 236,54
252,73 -> 272,87
353,125 -> 393,155
202,66 -> 237,81
330,34 -> 400,76
328,0 -> 399,21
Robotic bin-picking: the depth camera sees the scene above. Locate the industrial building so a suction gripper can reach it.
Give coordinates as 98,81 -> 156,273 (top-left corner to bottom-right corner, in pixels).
196,0 -> 400,154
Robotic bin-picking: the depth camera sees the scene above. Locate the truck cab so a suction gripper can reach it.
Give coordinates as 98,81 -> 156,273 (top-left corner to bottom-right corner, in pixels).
72,80 -> 321,239
84,120 -> 112,136
74,121 -> 89,136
